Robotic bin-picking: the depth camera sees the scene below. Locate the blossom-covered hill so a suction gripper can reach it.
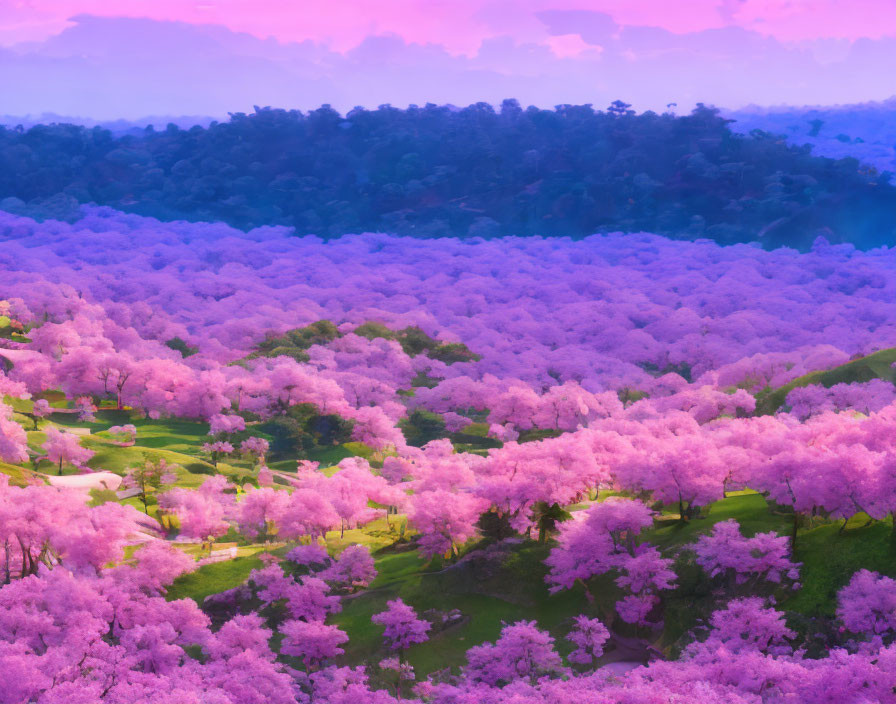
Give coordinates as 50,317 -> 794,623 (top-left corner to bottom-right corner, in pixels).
3,207 -> 896,703
3,206 -> 896,396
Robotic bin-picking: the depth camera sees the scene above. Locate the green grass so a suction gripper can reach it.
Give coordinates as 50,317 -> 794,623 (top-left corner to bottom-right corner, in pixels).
332,542 -> 590,676
23,416 -> 256,488
0,459 -> 30,486
647,491 -> 792,551
50,414 -> 212,456
784,517 -> 896,616
167,552 -> 266,603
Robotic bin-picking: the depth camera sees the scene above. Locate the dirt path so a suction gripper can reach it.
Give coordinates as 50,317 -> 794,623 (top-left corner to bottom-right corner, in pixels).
46,471 -> 123,491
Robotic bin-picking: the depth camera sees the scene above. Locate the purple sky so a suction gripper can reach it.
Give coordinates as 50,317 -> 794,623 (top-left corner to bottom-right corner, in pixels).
1,2 -> 895,119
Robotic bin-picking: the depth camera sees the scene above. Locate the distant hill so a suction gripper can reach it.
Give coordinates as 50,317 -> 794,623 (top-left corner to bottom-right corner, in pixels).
726,98 -> 896,176
2,102 -> 895,250
0,114 -> 217,135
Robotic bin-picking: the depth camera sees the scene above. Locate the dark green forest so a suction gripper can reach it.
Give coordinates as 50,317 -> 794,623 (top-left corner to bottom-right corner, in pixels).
2,100 -> 894,249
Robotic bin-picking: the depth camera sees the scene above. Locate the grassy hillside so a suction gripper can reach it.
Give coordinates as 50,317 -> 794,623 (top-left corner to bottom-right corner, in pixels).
756,346 -> 896,414
164,489 -> 895,677
6,393 -> 896,679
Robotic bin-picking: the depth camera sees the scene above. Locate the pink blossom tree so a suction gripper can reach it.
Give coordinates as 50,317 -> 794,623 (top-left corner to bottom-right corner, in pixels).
209,413 -> 247,437
42,427 -> 94,475
280,487 -> 340,541
372,598 -> 431,653
687,597 -> 795,656
320,544 -> 377,591
566,615 -> 611,668
372,598 -> 431,698
237,487 -> 289,542
159,478 -> 231,549
406,489 -> 488,559
694,519 -> 800,596
0,475 -> 144,580
201,440 -> 234,468
464,620 -> 565,686
0,403 -> 28,464
241,436 -> 270,469
837,570 -> 896,640
74,396 -> 97,422
27,398 -> 52,430
108,423 -> 137,446
545,498 -> 676,627
284,576 -> 342,622
122,457 -> 179,514
280,619 -> 349,669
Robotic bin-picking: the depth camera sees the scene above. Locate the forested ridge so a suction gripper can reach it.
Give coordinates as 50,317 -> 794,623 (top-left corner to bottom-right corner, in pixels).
2,101 -> 894,249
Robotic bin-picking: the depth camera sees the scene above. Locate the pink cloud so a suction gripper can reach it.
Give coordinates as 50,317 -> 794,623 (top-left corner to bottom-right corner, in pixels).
546,33 -> 599,57
3,0 -> 896,50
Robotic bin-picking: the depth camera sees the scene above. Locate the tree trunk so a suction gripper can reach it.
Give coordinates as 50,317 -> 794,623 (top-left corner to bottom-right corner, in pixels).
576,578 -> 595,603
790,513 -> 800,552
396,651 -> 405,700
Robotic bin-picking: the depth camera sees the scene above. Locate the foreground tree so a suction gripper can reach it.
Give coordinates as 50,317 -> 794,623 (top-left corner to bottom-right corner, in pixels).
0,403 -> 28,464
837,569 -> 896,642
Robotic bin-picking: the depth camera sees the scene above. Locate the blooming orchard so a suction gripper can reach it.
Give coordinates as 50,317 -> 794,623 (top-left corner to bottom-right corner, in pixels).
2,209 -> 896,701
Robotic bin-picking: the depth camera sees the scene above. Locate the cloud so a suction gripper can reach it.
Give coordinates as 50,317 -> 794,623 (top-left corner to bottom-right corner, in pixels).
2,13 -> 896,120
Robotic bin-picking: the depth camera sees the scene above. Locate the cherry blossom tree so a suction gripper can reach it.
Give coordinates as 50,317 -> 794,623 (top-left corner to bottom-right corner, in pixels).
464,620 -> 565,687
75,396 -> 97,422
694,519 -> 801,595
406,489 -> 488,559
0,476 -> 144,580
0,403 -> 28,464
202,440 -> 234,468
237,487 -> 289,542
42,427 -> 94,475
160,477 -> 232,549
108,423 -> 137,446
280,619 -> 349,669
837,570 -> 896,641
320,545 -> 377,591
687,597 -> 795,656
284,576 -> 342,623
372,598 -> 431,652
566,615 -> 611,668
280,487 -> 340,541
545,498 -> 676,626
372,598 -> 430,698
123,457 -> 179,513
241,436 -> 270,468
27,398 -> 52,430
209,413 -> 247,437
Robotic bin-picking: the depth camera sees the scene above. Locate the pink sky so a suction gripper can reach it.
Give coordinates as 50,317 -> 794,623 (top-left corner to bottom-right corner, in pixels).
3,0 -> 896,50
